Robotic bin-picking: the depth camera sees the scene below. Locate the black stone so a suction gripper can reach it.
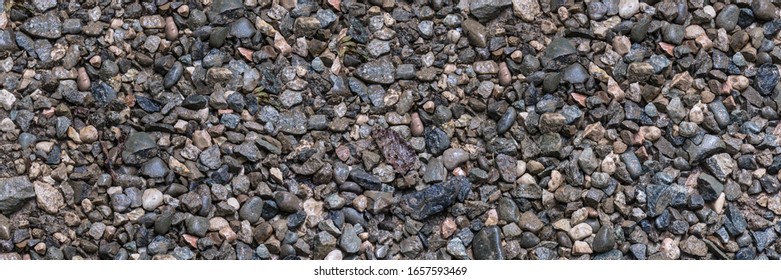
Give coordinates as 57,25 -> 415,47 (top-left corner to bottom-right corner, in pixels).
472,226 -> 504,260
399,176 -> 471,220
755,64 -> 779,95
349,168 -> 382,191
424,127 -> 451,156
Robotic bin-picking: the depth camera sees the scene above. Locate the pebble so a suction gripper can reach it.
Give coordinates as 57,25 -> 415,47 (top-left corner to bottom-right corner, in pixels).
0,0 -> 777,261
512,0 -> 541,22
355,59 -> 395,84
569,223 -> 593,241
592,225 -> 615,253
442,148 -> 469,170
618,0 -> 640,19
472,226 -> 504,260
0,177 -> 35,214
461,19 -> 488,48
33,182 -> 64,214
518,211 -> 544,233
21,12 -> 62,39
716,5 -> 740,31
142,189 -> 164,211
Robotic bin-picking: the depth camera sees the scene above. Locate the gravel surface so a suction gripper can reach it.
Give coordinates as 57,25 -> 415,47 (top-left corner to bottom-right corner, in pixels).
1,0 -> 781,260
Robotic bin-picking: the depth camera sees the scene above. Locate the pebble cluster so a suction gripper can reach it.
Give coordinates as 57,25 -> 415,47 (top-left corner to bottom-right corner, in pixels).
1,0 -> 781,260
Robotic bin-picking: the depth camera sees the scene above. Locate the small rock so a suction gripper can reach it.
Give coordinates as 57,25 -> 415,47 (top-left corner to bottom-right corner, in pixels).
0,177 -> 35,215
34,182 -> 64,214
680,236 -> 707,257
592,225 -> 615,253
355,59 -> 395,84
142,189 -> 164,211
461,19 -> 488,48
618,0 -> 640,19
512,0 -> 541,22
569,223 -> 593,241
442,148 -> 469,170
400,176 -> 471,220
470,0 -> 512,21
518,211 -> 544,233
472,226 -> 504,260
21,12 -> 62,39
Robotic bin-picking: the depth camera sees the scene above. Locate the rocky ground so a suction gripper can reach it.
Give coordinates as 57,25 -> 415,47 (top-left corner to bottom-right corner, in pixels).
1,0 -> 781,260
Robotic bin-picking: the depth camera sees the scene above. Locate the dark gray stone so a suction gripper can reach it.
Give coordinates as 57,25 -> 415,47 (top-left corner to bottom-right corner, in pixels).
686,134 -> 726,163
425,127 -> 451,156
239,197 -> 264,224
140,157 -> 169,178
724,204 -> 747,236
716,5 -> 739,31
355,59 -> 395,84
646,184 -> 671,217
164,62 -> 184,89
592,225 -> 616,253
399,176 -> 471,220
472,226 -> 504,260
21,12 -> 62,39
470,0 -> 511,21
496,107 -> 517,134
122,132 -> 158,165
697,173 -> 724,201
755,64 -> 779,95
185,216 -> 209,237
349,168 -> 382,191
0,177 -> 35,215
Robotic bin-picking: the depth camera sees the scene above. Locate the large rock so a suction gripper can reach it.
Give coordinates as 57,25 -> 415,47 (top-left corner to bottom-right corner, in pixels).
349,168 -> 382,191
541,37 -> 578,69
122,132 -> 158,165
618,0 -> 640,19
470,0 -> 512,21
715,4 -> 739,31
0,30 -> 17,51
752,0 -> 778,21
34,182 -> 64,214
696,173 -> 723,202
355,59 -> 395,84
512,0 -> 541,22
20,12 -> 62,39
399,176 -> 471,220
686,134 -> 725,163
473,226 -> 505,260
592,225 -> 616,253
755,64 -> 779,95
461,19 -> 488,48
0,177 -> 35,215
208,0 -> 245,25
646,184 -> 671,217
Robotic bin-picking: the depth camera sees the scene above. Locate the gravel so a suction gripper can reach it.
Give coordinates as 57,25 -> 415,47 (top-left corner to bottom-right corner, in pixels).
0,0 -> 779,261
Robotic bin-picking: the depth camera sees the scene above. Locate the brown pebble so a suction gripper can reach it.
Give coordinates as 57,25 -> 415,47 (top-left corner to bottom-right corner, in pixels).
89,56 -> 102,67
498,62 -> 511,86
77,67 -> 90,91
238,47 -> 254,61
165,17 -> 178,41
410,112 -> 424,136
